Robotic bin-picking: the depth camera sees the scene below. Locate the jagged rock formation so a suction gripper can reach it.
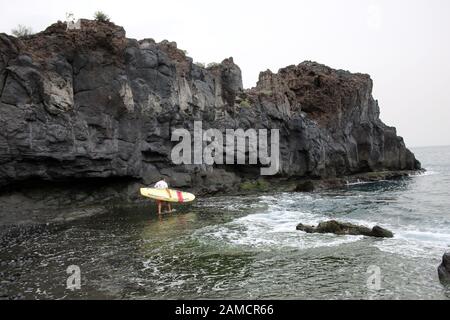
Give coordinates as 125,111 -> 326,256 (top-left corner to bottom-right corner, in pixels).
438,252 -> 450,284
296,220 -> 394,238
0,20 -> 421,223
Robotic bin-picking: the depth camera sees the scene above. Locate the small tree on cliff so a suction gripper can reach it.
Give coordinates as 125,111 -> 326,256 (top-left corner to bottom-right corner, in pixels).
11,24 -> 33,37
94,11 -> 110,22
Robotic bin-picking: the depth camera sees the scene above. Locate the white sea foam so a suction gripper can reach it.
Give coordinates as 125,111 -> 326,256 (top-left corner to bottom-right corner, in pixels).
346,180 -> 388,186
194,186 -> 450,259
373,237 -> 448,259
194,202 -> 365,251
412,170 -> 438,177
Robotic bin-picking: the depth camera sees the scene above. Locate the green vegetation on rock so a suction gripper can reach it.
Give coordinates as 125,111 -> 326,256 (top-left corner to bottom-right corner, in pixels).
239,179 -> 270,192
260,89 -> 273,96
94,11 -> 110,22
239,99 -> 251,108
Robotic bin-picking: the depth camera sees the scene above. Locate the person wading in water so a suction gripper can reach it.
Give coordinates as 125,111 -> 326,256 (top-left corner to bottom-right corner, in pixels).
154,177 -> 172,215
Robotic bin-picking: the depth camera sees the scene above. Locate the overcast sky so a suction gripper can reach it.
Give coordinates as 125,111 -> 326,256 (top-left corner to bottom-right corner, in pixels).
1,0 -> 449,147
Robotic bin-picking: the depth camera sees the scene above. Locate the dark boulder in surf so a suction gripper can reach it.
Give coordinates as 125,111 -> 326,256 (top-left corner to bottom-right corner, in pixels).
296,220 -> 394,238
438,252 -> 450,284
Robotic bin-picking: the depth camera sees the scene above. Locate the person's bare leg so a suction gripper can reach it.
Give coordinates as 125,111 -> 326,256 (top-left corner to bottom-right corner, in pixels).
157,201 -> 162,215
168,203 -> 172,213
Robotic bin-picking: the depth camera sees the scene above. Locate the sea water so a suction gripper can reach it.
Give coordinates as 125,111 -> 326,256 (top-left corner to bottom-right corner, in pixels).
1,146 -> 450,299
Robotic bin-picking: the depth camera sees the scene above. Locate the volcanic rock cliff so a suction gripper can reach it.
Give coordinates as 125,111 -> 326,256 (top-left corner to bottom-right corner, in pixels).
0,20 -> 420,224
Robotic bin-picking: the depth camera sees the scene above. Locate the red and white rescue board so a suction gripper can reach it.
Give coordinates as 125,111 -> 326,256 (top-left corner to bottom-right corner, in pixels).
140,188 -> 196,203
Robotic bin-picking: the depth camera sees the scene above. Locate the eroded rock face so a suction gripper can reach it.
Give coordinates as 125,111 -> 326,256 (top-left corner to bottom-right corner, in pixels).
0,20 -> 421,222
296,220 -> 394,238
438,252 -> 450,284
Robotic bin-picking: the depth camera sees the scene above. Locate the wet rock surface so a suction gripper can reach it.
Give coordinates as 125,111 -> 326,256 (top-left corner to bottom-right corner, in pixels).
296,220 -> 394,238
438,252 -> 450,284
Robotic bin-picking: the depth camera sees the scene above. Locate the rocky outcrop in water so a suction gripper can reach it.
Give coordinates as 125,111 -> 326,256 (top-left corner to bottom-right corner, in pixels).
438,252 -> 450,284
0,20 -> 421,224
296,220 -> 394,238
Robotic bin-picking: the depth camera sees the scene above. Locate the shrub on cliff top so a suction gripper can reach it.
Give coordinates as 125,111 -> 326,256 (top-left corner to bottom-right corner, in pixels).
94,11 -> 110,22
11,25 -> 33,37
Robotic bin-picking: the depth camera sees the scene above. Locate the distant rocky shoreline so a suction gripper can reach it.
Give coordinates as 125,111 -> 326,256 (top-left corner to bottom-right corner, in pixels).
0,19 -> 421,225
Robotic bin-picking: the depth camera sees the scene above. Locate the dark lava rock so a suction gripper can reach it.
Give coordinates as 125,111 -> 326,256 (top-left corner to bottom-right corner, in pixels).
438,252 -> 450,284
296,220 -> 394,238
0,19 -> 421,224
371,225 -> 394,238
295,181 -> 315,192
